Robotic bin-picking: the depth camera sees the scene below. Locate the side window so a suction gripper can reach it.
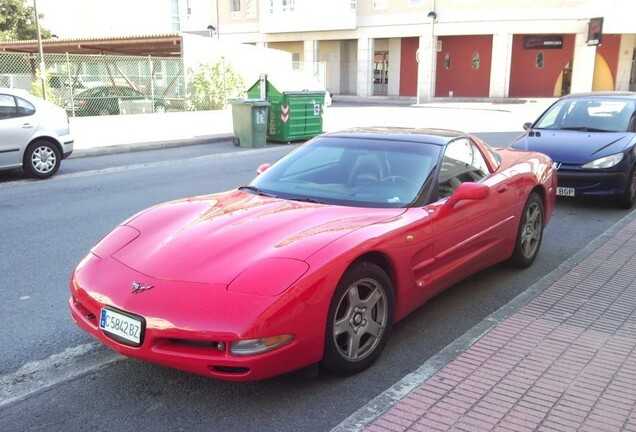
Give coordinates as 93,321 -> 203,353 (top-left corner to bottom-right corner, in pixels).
438,139 -> 490,199
0,94 -> 18,120
16,97 -> 35,116
121,88 -> 141,98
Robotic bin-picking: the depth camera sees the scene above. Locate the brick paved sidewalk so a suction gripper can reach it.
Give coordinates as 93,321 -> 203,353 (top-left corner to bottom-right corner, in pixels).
337,213 -> 636,432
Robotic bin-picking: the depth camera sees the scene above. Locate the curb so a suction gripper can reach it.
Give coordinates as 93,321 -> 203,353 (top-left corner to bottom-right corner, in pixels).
69,134 -> 234,158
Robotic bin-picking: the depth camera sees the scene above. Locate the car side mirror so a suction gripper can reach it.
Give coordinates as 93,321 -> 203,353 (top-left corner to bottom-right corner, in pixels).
445,182 -> 490,208
523,122 -> 533,131
256,163 -> 271,175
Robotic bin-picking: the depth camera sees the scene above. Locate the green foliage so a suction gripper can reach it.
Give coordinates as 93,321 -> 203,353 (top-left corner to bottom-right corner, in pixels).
187,60 -> 245,111
0,0 -> 51,41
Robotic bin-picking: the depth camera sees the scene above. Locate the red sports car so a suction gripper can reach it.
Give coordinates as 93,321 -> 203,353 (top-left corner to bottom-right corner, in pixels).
69,127 -> 556,381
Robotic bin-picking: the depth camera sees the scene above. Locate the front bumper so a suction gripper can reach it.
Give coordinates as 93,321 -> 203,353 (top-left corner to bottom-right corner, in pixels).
556,168 -> 628,197
68,256 -> 325,381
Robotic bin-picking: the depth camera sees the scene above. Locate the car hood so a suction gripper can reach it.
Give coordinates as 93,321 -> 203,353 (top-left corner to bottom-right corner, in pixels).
112,190 -> 404,284
512,130 -> 634,164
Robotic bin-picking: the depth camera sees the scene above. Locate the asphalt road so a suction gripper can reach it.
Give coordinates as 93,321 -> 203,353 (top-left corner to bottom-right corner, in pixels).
0,135 -> 630,431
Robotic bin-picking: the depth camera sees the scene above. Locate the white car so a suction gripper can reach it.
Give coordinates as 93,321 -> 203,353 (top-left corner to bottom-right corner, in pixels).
0,88 -> 74,179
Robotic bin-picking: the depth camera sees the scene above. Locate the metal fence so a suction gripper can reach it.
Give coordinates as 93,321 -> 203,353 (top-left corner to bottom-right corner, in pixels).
0,51 -> 327,117
0,52 -> 186,116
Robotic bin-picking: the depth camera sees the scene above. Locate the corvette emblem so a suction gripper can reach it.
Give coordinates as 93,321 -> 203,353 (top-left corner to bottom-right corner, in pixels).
131,281 -> 154,294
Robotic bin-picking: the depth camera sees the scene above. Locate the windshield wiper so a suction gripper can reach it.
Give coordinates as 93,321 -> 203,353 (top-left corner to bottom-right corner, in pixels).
561,126 -> 610,132
238,185 -> 278,198
286,196 -> 327,204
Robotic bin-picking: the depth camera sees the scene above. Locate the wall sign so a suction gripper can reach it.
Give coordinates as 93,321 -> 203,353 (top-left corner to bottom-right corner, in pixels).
587,17 -> 603,46
523,35 -> 563,49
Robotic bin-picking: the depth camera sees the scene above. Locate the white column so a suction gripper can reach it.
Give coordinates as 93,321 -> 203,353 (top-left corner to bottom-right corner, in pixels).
570,32 -> 596,93
357,37 -> 374,97
417,33 -> 435,102
616,34 -> 635,91
387,38 -> 401,96
490,32 -> 512,98
304,40 -> 319,63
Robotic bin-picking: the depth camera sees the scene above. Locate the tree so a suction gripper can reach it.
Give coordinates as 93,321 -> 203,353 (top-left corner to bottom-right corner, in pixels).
0,0 -> 51,41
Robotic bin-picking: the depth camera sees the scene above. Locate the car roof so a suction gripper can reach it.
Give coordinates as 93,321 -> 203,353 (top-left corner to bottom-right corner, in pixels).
559,91 -> 636,101
321,127 -> 468,146
0,87 -> 32,98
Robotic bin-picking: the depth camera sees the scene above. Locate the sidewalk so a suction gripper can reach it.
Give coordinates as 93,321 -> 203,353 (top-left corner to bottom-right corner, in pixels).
335,210 -> 636,432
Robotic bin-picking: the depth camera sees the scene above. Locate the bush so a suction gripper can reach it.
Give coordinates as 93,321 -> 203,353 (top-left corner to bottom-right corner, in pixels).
187,60 -> 245,111
30,68 -> 61,105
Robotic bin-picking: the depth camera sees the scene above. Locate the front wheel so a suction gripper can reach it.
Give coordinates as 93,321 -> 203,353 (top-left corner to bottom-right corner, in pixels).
322,262 -> 394,376
508,192 -> 544,268
23,140 -> 61,179
616,166 -> 636,209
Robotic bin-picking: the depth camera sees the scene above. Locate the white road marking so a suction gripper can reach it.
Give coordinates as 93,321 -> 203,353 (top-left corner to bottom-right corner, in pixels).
0,343 -> 123,408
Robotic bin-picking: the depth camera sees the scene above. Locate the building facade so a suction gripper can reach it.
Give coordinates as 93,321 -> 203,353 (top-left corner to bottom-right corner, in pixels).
37,0 -> 636,100
210,0 -> 636,100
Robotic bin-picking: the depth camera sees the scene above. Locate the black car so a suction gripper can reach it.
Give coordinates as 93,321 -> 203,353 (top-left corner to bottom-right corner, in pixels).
65,85 -> 168,116
511,92 -> 636,209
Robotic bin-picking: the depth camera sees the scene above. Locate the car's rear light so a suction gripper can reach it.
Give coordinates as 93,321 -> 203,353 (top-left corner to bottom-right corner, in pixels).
78,99 -> 88,106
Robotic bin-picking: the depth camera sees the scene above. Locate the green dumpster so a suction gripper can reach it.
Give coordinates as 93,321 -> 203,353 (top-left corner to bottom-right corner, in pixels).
247,79 -> 326,143
229,99 -> 270,148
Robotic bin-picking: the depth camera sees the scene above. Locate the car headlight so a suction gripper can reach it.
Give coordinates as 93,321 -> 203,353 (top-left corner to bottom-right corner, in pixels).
230,334 -> 294,356
582,153 -> 624,169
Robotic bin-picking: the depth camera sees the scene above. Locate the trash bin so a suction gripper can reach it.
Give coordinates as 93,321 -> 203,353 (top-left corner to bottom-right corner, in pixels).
229,99 -> 270,148
247,77 -> 326,143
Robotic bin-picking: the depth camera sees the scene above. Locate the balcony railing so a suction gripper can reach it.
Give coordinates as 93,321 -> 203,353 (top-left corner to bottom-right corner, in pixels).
260,0 -> 357,33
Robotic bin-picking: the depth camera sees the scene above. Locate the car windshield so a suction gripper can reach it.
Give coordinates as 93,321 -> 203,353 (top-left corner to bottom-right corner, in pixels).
534,97 -> 636,132
249,136 -> 440,208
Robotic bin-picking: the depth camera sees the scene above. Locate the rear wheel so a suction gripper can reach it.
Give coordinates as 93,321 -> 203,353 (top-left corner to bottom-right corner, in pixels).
616,166 -> 636,209
322,262 -> 394,376
23,140 -> 61,179
508,192 -> 544,268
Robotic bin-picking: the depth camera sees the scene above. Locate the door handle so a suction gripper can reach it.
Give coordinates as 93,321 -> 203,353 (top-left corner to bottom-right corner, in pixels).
497,184 -> 509,193
22,123 -> 34,129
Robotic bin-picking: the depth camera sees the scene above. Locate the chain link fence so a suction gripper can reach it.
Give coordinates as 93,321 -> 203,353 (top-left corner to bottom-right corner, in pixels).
0,52 -> 186,116
0,51 -> 327,116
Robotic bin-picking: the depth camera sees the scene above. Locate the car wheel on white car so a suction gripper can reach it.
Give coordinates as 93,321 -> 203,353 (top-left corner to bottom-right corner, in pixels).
322,261 -> 394,376
23,140 -> 61,179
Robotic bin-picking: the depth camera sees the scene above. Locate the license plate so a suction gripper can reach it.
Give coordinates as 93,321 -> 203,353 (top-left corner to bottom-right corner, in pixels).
557,187 -> 575,197
99,308 -> 143,346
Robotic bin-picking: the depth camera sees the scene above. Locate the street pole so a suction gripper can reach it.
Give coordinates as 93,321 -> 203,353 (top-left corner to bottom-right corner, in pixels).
216,0 -> 220,39
33,0 -> 47,100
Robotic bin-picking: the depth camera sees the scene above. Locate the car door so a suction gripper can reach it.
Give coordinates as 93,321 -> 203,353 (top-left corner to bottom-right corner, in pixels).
427,138 -> 517,292
0,93 -> 37,169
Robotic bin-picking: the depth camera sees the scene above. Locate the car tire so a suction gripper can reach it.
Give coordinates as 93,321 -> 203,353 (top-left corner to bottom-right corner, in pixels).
322,261 -> 394,376
508,192 -> 544,268
616,166 -> 636,209
23,140 -> 61,179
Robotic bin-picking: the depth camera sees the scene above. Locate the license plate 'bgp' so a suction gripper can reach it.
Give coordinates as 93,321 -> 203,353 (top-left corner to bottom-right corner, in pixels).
557,187 -> 575,197
99,308 -> 143,346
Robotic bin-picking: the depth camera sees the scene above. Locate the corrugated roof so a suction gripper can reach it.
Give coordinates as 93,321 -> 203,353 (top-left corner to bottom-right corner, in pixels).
0,34 -> 183,57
